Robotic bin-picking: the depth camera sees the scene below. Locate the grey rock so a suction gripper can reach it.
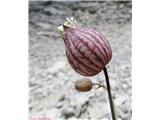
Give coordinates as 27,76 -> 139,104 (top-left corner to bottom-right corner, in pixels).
58,94 -> 65,102
55,102 -> 63,108
61,106 -> 75,118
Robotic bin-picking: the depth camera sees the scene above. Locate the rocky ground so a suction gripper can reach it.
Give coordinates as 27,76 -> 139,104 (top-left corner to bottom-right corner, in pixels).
29,1 -> 132,120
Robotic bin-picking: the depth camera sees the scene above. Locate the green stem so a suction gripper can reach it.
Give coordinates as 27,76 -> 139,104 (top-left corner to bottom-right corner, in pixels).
103,67 -> 117,120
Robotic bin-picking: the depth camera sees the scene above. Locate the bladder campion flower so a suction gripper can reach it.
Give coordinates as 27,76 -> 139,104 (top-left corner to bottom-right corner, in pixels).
58,17 -> 112,76
58,17 -> 117,120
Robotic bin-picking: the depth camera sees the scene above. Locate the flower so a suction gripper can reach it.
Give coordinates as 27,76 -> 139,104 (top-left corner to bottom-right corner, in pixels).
58,17 -> 112,76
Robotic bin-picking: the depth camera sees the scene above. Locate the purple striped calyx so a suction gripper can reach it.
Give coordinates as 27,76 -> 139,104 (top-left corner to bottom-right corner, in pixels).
58,17 -> 112,76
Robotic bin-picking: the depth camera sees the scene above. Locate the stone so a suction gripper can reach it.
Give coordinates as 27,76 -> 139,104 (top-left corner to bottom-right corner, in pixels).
55,102 -> 63,108
58,94 -> 65,102
61,106 -> 75,118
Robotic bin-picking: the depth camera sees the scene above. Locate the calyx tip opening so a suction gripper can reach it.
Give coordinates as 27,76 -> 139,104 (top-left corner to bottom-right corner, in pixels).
57,17 -> 77,38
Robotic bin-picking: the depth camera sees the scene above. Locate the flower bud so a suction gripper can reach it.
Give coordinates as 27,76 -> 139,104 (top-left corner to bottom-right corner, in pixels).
75,78 -> 92,92
58,17 -> 112,76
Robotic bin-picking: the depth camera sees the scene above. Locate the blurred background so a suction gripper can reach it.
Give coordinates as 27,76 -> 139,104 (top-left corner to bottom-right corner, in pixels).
29,1 -> 131,120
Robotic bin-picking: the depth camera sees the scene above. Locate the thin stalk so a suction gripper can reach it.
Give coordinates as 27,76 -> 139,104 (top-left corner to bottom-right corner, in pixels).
103,67 -> 117,120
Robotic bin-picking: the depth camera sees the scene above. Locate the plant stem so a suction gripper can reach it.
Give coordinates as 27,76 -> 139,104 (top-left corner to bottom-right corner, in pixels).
103,67 -> 117,120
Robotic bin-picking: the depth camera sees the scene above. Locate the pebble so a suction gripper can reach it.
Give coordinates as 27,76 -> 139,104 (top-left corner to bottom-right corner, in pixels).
61,106 -> 75,118
55,102 -> 63,108
58,94 -> 65,102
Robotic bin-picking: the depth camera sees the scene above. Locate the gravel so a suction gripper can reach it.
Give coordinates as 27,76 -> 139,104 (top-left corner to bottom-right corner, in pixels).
29,1 -> 132,120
